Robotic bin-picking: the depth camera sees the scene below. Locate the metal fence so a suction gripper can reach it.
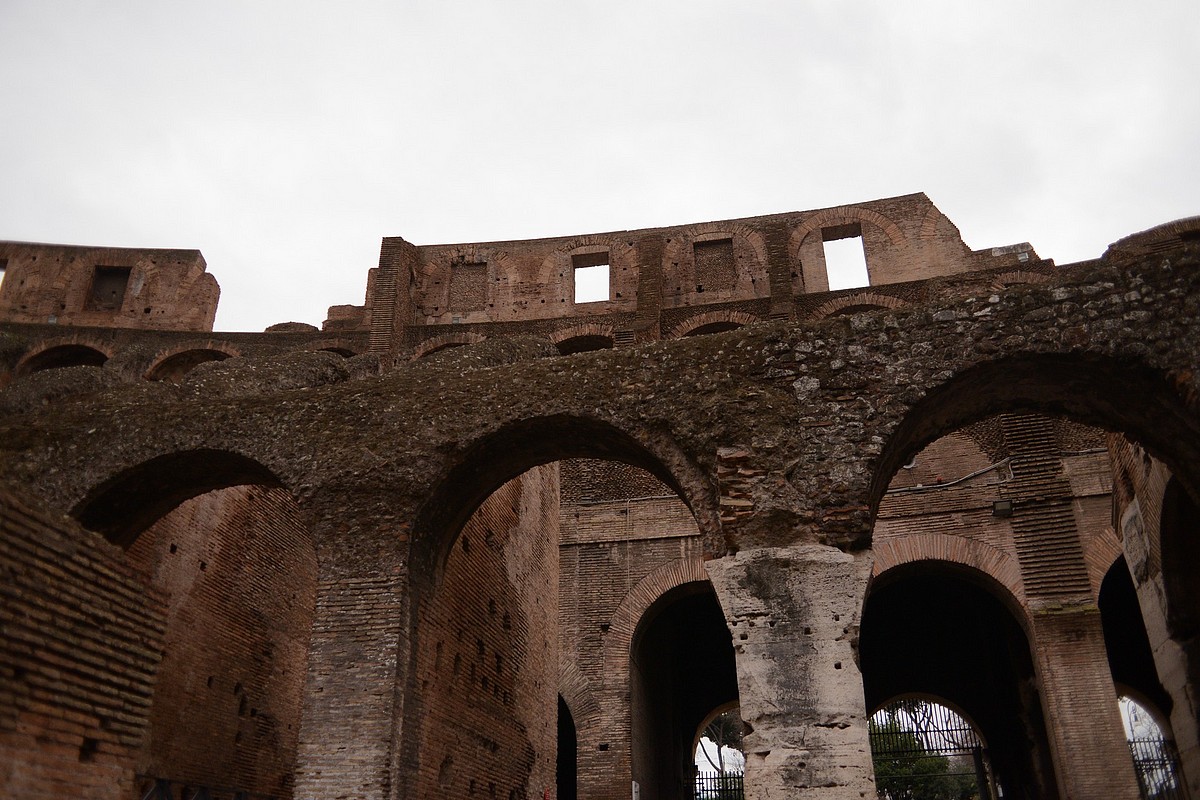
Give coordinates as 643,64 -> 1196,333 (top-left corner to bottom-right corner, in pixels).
694,770 -> 744,799
869,700 -> 996,800
1129,735 -> 1186,800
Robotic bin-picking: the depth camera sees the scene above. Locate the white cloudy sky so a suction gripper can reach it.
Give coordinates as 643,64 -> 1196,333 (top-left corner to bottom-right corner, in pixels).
1,1 -> 1196,332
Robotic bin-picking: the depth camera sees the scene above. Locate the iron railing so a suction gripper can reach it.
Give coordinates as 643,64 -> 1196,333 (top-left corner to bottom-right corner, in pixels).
694,770 -> 744,800
1129,736 -> 1186,800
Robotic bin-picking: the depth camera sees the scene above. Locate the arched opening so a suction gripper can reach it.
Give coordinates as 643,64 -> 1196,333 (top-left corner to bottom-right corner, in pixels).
682,322 -> 741,337
630,582 -> 738,800
861,565 -> 1055,799
1099,557 -> 1173,724
318,346 -> 356,358
145,348 -> 232,382
1161,478 -> 1200,645
19,343 -> 108,374
558,696 -> 578,800
868,697 -> 996,799
73,448 -> 283,547
693,705 -> 744,799
73,451 -> 316,800
403,421 -> 714,800
870,402 -> 1176,798
556,334 -> 613,355
1120,695 -> 1186,799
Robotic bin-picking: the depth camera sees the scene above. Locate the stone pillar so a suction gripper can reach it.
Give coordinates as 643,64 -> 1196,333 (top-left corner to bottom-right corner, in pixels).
706,544 -> 875,800
1029,604 -> 1143,800
292,489 -> 412,800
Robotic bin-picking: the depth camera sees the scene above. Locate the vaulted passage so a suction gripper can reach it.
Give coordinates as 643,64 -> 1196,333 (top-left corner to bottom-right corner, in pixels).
630,583 -> 738,800
860,567 -> 1056,799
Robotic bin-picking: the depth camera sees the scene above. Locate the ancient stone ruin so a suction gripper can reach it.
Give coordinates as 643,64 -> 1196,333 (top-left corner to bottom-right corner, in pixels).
2,193 -> 1199,799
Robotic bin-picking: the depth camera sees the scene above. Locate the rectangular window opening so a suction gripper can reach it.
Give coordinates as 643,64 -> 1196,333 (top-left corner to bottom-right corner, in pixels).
88,265 -> 132,311
572,252 -> 610,303
821,224 -> 869,290
0,259 -> 7,291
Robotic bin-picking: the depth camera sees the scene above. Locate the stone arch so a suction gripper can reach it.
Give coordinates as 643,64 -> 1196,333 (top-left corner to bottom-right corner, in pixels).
144,345 -> 237,381
410,418 -> 715,585
809,292 -> 908,320
788,205 -> 908,264
411,331 -> 487,359
71,447 -> 286,547
871,353 -> 1200,520
666,310 -> 762,340
16,340 -> 112,375
870,533 -> 1027,613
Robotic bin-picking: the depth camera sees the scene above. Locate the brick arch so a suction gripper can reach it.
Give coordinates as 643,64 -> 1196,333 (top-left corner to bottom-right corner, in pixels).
808,292 -> 908,320
919,202 -> 945,241
1085,526 -> 1126,599
558,658 -> 600,731
15,338 -> 114,376
663,222 -> 770,274
788,205 -> 908,263
536,236 -> 636,299
666,310 -> 761,340
549,322 -> 615,345
414,244 -> 514,314
411,331 -> 487,359
600,557 -> 712,678
871,533 -> 1026,610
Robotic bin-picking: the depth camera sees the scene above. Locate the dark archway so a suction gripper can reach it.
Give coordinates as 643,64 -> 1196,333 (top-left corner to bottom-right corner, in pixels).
861,565 -> 1057,799
72,448 -> 283,547
556,334 -> 613,355
19,343 -> 108,374
145,348 -> 232,382
630,581 -> 738,800
558,696 -> 578,800
1099,556 -> 1173,718
682,322 -> 741,337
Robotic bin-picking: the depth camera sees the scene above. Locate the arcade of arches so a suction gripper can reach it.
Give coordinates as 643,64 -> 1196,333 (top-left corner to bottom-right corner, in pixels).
2,204 -> 1200,800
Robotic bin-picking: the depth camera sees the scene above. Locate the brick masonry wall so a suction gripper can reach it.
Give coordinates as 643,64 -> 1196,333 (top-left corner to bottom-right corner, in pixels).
0,241 -> 219,331
386,193 -> 1037,340
0,487 -> 164,800
412,464 -> 560,800
125,484 -> 317,798
558,461 -> 705,800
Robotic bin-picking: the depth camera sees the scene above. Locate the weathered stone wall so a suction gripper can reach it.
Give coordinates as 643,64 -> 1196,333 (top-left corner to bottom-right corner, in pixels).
0,487 -> 164,800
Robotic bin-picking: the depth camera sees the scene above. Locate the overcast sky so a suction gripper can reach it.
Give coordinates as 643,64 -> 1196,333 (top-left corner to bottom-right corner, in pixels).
1,1 -> 1196,332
